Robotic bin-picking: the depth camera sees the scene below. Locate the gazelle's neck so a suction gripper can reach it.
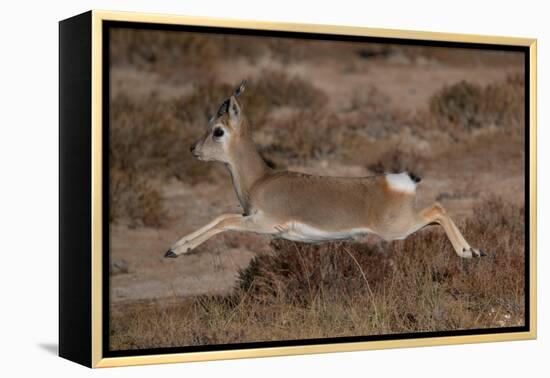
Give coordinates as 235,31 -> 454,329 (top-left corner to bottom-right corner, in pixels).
226,135 -> 270,214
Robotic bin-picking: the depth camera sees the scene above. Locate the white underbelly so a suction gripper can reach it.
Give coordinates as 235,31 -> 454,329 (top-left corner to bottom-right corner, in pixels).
277,222 -> 371,243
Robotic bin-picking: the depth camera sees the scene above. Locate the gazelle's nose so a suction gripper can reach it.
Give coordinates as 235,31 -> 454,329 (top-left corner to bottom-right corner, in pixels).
190,144 -> 199,158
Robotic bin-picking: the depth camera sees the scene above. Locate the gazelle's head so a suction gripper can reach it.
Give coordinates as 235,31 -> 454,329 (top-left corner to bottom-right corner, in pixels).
190,80 -> 249,163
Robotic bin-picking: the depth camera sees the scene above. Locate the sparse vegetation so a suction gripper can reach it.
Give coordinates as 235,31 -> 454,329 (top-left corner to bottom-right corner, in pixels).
108,28 -> 526,351
110,197 -> 524,349
428,74 -> 524,132
109,93 -> 212,225
110,167 -> 164,227
179,70 -> 328,128
261,110 -> 342,160
367,148 -> 424,175
110,29 -> 265,79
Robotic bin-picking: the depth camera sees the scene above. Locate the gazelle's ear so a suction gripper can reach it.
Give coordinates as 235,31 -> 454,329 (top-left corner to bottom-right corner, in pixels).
228,96 -> 241,127
234,80 -> 246,98
215,99 -> 229,119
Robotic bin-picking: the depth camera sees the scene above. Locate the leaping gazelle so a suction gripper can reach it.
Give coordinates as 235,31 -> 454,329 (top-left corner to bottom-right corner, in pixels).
164,81 -> 486,259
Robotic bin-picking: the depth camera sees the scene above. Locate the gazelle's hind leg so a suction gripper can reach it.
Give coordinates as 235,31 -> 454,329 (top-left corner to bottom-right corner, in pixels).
411,203 -> 486,258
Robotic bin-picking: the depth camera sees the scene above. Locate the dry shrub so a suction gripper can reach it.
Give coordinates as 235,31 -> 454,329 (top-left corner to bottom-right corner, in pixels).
182,71 -> 328,128
458,198 -> 525,311
356,44 -> 392,60
389,46 -> 524,67
266,38 -> 361,64
261,110 -> 342,160
237,240 -> 393,306
352,108 -> 412,139
481,74 -> 525,130
367,148 -> 424,175
110,29 -> 265,78
244,70 -> 328,126
253,70 -> 328,110
110,29 -> 218,79
428,74 -> 524,132
218,35 -> 267,63
348,86 -> 391,112
178,81 -> 235,124
429,81 -> 484,130
110,196 -> 525,350
110,93 -> 210,182
257,107 -> 411,164
110,93 -> 212,225
110,168 -> 163,227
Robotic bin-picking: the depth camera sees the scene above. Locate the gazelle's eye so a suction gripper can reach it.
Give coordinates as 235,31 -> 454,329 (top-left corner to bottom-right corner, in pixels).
213,128 -> 224,138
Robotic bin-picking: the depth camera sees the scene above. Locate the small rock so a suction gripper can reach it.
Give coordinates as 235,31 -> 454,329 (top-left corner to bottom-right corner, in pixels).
110,259 -> 129,275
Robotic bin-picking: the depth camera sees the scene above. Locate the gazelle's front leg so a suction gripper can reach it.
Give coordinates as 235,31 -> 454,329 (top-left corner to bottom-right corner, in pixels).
165,213 -> 241,258
164,213 -> 276,258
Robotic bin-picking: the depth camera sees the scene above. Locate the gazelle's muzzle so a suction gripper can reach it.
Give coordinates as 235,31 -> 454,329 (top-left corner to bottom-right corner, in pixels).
190,143 -> 200,159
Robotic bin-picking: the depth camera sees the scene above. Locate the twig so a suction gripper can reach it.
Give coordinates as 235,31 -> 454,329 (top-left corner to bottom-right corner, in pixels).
343,246 -> 380,323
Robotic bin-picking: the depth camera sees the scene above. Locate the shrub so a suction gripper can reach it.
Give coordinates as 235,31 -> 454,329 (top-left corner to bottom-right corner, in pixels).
252,70 -> 328,110
178,81 -> 235,124
367,148 -> 424,175
109,93 -> 213,225
481,74 -> 525,130
429,81 -> 484,130
110,167 -> 164,227
260,110 -> 341,160
110,29 -> 219,77
237,239 -> 393,306
110,93 -> 211,180
348,86 -> 391,112
110,29 -> 265,76
110,196 -> 525,349
181,71 -> 328,128
428,74 -> 524,132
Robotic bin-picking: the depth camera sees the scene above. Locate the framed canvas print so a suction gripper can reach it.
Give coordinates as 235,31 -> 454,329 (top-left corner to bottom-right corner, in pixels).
59,10 -> 537,368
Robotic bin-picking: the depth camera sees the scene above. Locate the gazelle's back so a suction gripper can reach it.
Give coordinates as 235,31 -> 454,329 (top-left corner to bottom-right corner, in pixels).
250,171 -> 414,233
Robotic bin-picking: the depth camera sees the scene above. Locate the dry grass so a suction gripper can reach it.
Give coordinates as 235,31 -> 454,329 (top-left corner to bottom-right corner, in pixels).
391,46 -> 524,67
255,83 -> 407,164
110,29 -> 265,80
109,93 -> 213,226
110,168 -> 164,228
261,110 -> 342,161
181,70 -> 328,127
111,28 -> 523,74
110,197 -> 525,349
367,148 -> 425,175
427,74 -> 525,132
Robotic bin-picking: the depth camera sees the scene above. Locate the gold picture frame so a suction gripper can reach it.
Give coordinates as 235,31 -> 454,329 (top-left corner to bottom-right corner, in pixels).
59,9 -> 537,368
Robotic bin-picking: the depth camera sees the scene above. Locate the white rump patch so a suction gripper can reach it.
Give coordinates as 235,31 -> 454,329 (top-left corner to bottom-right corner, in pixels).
385,172 -> 417,194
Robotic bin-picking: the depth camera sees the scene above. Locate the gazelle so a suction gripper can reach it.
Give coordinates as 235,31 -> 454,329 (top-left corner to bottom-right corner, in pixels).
164,81 -> 486,259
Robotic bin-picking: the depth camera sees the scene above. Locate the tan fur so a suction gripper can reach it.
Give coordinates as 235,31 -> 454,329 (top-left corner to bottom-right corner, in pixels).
166,86 -> 484,259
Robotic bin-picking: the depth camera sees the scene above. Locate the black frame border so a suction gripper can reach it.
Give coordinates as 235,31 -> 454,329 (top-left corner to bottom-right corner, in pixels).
101,20 -> 531,359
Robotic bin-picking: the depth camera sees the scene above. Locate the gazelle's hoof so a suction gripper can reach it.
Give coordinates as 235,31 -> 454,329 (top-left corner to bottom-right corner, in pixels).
164,249 -> 178,258
462,247 -> 487,258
